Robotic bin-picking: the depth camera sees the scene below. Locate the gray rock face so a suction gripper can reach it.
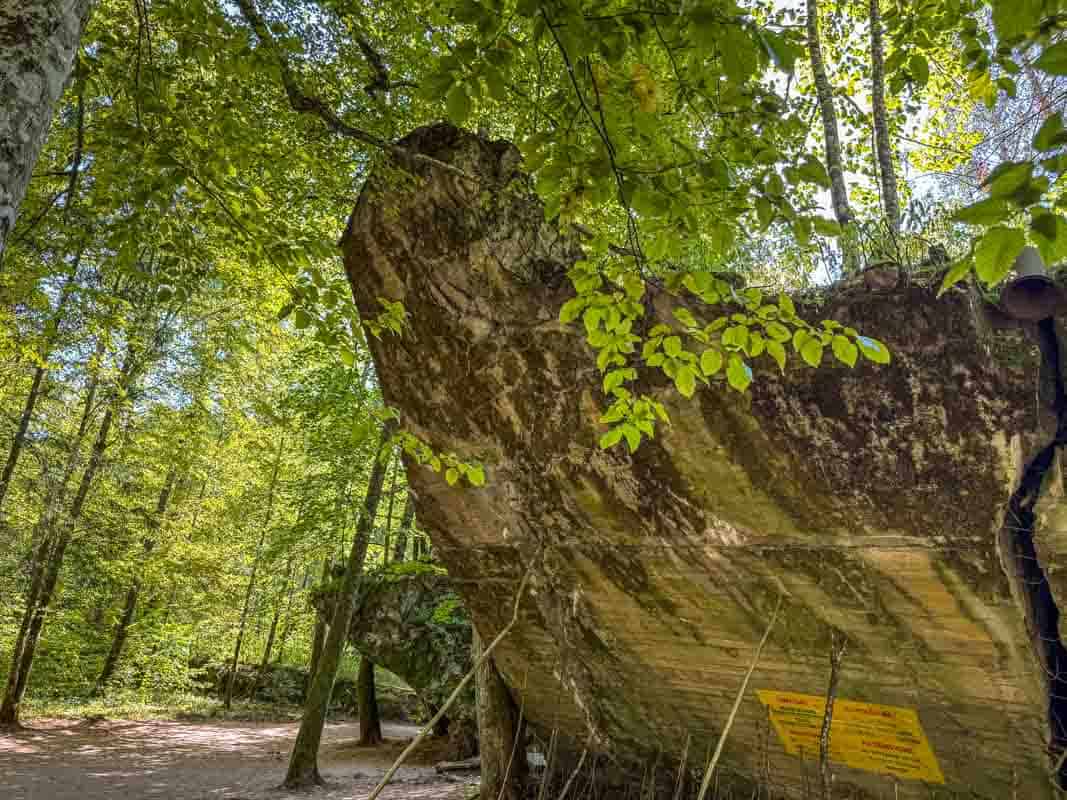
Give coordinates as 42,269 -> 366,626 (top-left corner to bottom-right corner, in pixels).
343,123 -> 1066,798
345,564 -> 473,717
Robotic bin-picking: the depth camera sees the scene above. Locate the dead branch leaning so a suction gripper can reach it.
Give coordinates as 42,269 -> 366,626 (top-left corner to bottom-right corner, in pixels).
696,594 -> 783,800
819,631 -> 847,800
367,565 -> 533,800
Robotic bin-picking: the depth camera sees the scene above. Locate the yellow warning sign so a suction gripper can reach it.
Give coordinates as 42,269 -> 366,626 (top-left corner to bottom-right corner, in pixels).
757,691 -> 944,784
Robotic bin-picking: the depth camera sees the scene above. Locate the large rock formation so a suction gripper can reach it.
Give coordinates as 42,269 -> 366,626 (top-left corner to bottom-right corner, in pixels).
345,563 -> 473,720
342,123 -> 1067,798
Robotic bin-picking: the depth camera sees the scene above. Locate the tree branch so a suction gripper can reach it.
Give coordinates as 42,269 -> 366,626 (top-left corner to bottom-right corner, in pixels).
234,0 -> 472,181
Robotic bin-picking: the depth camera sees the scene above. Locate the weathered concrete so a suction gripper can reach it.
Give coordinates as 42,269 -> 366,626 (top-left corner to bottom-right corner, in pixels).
344,564 -> 473,718
343,123 -> 1064,798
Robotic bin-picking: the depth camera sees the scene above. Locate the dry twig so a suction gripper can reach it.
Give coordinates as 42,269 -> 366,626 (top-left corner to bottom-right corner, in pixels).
819,631 -> 848,800
367,565 -> 534,800
696,594 -> 783,800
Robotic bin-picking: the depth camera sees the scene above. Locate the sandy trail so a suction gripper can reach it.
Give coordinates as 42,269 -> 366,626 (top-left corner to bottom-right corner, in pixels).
0,718 -> 476,800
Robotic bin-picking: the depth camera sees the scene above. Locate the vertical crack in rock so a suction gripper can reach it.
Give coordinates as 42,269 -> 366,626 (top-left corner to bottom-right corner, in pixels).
999,317 -> 1067,786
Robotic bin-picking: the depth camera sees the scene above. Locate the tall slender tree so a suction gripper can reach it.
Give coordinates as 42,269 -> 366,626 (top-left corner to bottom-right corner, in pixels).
94,466 -> 177,694
805,0 -> 855,268
284,420 -> 395,788
869,0 -> 901,233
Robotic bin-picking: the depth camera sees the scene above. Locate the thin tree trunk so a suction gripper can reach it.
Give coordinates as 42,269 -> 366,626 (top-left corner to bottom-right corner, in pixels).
306,558 -> 332,687
392,490 -> 415,562
0,366 -> 45,513
284,421 -> 395,788
93,582 -> 139,694
382,454 -> 399,564
251,560 -> 291,698
805,0 -> 855,267
474,627 -> 527,800
0,352 -> 126,725
869,0 -> 900,234
224,443 -> 283,710
0,0 -> 93,259
0,266 -> 80,514
94,467 -> 175,694
357,658 -> 383,746
273,567 -> 300,665
0,344 -> 104,723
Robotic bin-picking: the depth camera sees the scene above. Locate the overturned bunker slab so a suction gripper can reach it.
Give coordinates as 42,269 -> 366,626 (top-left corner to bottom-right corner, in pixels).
343,123 -> 1067,798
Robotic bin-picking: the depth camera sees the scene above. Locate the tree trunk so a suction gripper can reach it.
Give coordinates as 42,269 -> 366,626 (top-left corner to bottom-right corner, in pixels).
869,0 -> 900,234
357,658 -> 383,746
93,581 -> 139,694
251,560 -> 291,698
0,345 -> 104,725
223,443 -> 283,710
273,565 -> 301,665
0,371 -> 121,724
392,490 -> 415,562
284,421 -> 395,788
93,467 -> 175,695
474,627 -> 527,800
382,454 -> 399,564
306,558 -> 332,687
0,366 -> 45,513
0,0 -> 93,259
805,0 -> 855,267
0,265 -> 79,515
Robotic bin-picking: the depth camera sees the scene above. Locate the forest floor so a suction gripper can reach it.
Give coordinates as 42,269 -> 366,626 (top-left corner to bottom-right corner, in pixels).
0,718 -> 476,800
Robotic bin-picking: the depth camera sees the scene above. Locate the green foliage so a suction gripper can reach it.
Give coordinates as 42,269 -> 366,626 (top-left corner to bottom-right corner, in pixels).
393,429 -> 486,487
1,0 -> 1064,710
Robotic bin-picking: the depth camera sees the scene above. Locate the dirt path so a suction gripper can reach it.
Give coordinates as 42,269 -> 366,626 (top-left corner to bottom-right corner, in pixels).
0,718 -> 477,800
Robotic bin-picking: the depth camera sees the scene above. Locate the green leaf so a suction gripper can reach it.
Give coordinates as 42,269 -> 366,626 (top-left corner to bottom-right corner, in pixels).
1031,209 -> 1067,264
484,67 -> 508,101
974,225 -> 1025,285
467,464 -> 486,486
778,293 -> 796,318
1035,41 -> 1067,75
723,325 -> 749,350
1034,113 -> 1067,152
622,424 -> 641,453
675,365 -> 698,398
831,335 -> 858,367
983,161 -> 1033,198
294,308 -> 311,329
952,196 -> 1014,226
663,336 -> 683,357
992,0 -> 1043,41
583,307 -> 604,336
909,54 -> 930,86
603,368 -> 632,394
856,335 -> 891,364
938,258 -> 974,296
445,466 -> 460,486
339,347 -> 355,367
446,83 -> 472,123
726,355 -> 752,392
764,320 -> 791,342
796,157 -> 831,188
559,296 -> 587,324
800,338 -> 823,367
599,427 -> 624,449
700,348 -> 723,376
673,307 -> 698,329
811,217 -> 841,237
766,339 -> 786,373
